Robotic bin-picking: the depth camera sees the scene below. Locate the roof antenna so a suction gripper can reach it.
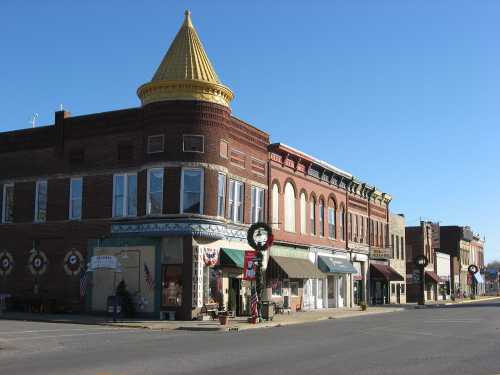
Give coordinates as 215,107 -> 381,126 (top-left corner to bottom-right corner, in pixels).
60,104 -> 64,111
30,113 -> 39,128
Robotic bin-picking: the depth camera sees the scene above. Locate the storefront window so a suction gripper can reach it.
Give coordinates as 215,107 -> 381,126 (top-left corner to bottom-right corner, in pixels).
290,281 -> 299,297
162,265 -> 182,307
271,279 -> 282,296
205,267 -> 222,305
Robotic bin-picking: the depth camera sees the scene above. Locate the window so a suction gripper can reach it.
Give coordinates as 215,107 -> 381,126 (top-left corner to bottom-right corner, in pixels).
284,182 -> 296,232
396,235 -> 400,259
147,168 -> 163,215
2,183 -> 14,223
401,237 -> 405,259
181,168 -> 203,214
251,186 -> 264,223
69,178 -> 83,220
401,284 -> 405,294
147,134 -> 164,154
339,207 -> 345,240
271,279 -> 282,296
34,180 -> 48,222
272,184 -> 279,229
355,215 -> 359,239
183,135 -> 204,153
319,199 -> 324,237
391,284 -> 396,294
220,140 -> 228,159
391,234 -> 395,258
300,192 -> 307,234
310,198 -> 316,235
290,281 -> 299,297
348,213 -> 353,241
360,216 -> 364,242
328,201 -> 336,239
113,173 -> 137,217
228,179 -> 244,223
217,174 -> 226,217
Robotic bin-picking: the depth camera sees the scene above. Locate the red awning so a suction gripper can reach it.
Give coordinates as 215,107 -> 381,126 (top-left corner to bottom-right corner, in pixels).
370,263 -> 404,282
425,271 -> 440,284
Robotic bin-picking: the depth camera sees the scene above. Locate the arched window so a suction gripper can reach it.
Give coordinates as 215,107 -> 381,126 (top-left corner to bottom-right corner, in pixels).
319,199 -> 324,237
272,184 -> 279,229
284,182 -> 296,232
300,192 -> 307,234
327,199 -> 336,239
339,206 -> 345,240
310,197 -> 316,235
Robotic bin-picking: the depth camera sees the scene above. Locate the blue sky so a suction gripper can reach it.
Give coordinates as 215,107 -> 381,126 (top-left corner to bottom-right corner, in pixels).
1,1 -> 498,262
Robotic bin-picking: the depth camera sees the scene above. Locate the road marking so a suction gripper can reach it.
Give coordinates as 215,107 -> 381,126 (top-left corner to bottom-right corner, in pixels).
2,329 -> 140,341
0,327 -> 128,335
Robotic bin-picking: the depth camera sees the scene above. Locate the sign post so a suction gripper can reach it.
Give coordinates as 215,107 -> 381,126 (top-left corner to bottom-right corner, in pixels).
468,264 -> 478,299
247,223 -> 273,323
415,255 -> 429,306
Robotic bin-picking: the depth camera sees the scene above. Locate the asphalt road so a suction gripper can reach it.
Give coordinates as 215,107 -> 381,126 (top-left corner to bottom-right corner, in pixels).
1,299 -> 499,375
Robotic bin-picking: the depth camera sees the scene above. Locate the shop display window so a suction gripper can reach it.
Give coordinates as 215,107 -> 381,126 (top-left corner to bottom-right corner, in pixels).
290,281 -> 299,297
162,265 -> 182,307
271,279 -> 282,296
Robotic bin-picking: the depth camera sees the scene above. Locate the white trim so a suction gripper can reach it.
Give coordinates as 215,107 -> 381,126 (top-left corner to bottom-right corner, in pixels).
180,167 -> 204,214
34,180 -> 47,223
112,173 -> 138,218
147,134 -> 165,154
2,183 -> 14,223
216,173 -> 226,218
182,134 -> 205,154
250,186 -> 264,224
228,179 -> 244,223
69,177 -> 83,220
146,168 -> 164,215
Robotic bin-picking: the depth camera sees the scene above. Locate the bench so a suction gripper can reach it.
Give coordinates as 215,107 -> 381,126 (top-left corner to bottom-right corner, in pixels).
200,303 -> 219,320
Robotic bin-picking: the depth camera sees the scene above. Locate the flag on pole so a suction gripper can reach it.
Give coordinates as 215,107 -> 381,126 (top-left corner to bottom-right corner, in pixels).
144,263 -> 155,290
79,267 -> 89,298
250,284 -> 259,318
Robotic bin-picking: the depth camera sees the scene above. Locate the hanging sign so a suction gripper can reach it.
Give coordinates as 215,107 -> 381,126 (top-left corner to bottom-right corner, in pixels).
202,247 -> 219,266
89,255 -> 120,271
243,251 -> 258,280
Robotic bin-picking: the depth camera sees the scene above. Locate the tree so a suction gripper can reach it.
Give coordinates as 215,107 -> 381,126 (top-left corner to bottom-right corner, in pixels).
486,260 -> 500,269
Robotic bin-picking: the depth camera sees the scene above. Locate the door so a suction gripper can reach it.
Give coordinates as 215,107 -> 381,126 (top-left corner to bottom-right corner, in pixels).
303,279 -> 313,310
327,276 -> 335,308
228,278 -> 241,315
317,279 -> 324,308
396,284 -> 401,304
337,275 -> 345,308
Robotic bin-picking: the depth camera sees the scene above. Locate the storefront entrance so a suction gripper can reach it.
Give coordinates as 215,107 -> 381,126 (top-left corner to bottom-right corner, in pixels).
228,277 -> 241,315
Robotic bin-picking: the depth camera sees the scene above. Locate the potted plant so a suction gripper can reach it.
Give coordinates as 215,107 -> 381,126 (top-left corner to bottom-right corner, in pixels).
360,302 -> 368,311
218,311 -> 229,325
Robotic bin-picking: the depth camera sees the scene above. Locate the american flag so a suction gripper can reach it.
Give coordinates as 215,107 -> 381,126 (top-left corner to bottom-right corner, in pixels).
251,285 -> 259,318
79,267 -> 89,298
144,263 -> 155,290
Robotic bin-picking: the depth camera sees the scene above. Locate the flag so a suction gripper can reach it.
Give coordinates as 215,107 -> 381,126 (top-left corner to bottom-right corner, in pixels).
79,267 -> 89,298
251,285 -> 259,318
144,263 -> 155,290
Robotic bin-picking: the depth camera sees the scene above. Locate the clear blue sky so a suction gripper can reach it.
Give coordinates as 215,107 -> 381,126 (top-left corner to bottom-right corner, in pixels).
1,1 -> 498,262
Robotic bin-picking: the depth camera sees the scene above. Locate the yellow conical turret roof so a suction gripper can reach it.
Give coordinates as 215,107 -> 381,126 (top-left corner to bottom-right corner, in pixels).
137,10 -> 233,108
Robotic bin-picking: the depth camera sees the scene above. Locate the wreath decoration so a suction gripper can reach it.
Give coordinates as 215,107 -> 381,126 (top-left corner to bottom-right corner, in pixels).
28,249 -> 48,276
0,251 -> 14,276
63,249 -> 84,276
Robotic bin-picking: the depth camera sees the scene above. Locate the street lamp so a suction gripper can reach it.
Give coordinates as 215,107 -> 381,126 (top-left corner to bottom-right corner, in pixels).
468,264 -> 478,299
415,255 -> 429,306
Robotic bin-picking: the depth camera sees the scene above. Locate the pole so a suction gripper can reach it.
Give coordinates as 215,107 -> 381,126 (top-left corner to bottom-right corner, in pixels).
419,265 -> 425,306
112,271 -> 117,323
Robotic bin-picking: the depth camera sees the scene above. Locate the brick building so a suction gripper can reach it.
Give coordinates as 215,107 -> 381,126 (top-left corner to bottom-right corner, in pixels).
0,11 -> 269,320
388,214 -> 406,304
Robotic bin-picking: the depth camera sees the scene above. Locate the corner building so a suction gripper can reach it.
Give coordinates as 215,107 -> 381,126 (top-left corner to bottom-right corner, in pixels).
0,12 -> 269,320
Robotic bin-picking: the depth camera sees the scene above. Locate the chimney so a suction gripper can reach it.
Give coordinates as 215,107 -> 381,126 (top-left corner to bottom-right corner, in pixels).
54,110 -> 70,157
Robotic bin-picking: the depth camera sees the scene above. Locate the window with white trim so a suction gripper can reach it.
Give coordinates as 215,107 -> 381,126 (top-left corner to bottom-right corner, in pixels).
217,173 -> 226,217
339,207 -> 345,240
328,201 -> 336,239
183,135 -> 204,153
300,192 -> 307,234
272,184 -> 279,229
228,179 -> 244,223
251,186 -> 264,223
147,134 -> 164,154
113,173 -> 137,217
181,168 -> 203,214
2,183 -> 14,223
147,168 -> 163,215
69,177 -> 83,220
34,180 -> 47,222
319,199 -> 324,237
284,182 -> 295,232
310,198 -> 316,235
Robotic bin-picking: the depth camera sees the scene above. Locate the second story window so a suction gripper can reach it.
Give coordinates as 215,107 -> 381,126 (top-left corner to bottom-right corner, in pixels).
310,198 -> 316,236
181,168 -> 203,214
228,179 -> 244,223
34,180 -> 47,222
217,173 -> 226,217
300,192 -> 307,234
272,184 -> 279,229
69,177 -> 83,220
319,199 -> 324,237
183,135 -> 204,153
1,183 -> 14,223
113,173 -> 137,218
284,182 -> 296,232
328,200 -> 336,239
147,135 -> 164,154
147,168 -> 163,215
401,237 -> 405,259
339,207 -> 345,240
251,186 -> 264,223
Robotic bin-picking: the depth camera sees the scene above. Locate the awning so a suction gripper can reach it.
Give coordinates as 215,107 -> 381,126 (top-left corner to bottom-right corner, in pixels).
270,256 -> 325,279
318,256 -> 357,274
370,263 -> 404,281
219,248 -> 244,268
474,272 -> 485,283
425,271 -> 440,284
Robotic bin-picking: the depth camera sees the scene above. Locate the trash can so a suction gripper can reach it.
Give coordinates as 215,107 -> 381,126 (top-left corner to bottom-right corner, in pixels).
106,295 -> 122,315
261,301 -> 275,321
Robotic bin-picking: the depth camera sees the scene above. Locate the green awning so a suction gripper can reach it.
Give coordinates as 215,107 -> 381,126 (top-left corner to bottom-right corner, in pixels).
318,256 -> 357,274
219,248 -> 245,268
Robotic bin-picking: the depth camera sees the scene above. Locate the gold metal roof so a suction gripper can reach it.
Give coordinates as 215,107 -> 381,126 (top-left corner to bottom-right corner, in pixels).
137,10 -> 233,107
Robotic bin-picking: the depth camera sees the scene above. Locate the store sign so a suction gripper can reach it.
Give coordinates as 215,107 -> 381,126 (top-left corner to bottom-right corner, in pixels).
192,247 -> 204,308
370,247 -> 392,259
89,255 -> 120,271
243,251 -> 258,280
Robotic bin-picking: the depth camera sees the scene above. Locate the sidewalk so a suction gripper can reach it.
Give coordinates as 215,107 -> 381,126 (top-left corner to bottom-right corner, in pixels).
413,295 -> 500,309
0,306 -> 404,332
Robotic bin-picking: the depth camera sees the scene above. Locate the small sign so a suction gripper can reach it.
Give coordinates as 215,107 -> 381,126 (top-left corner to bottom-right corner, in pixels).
243,251 -> 258,280
89,255 -> 120,271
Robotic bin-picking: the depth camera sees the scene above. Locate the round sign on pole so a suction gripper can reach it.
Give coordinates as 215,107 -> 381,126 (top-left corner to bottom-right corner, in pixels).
414,255 -> 429,268
468,264 -> 478,274
247,223 -> 273,251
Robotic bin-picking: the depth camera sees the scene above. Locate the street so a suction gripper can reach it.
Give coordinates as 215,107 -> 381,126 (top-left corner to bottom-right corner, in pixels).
1,299 -> 499,375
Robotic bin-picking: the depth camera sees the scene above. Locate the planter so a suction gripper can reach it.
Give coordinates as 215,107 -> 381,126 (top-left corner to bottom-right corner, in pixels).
360,303 -> 368,311
219,314 -> 228,325
248,316 -> 258,324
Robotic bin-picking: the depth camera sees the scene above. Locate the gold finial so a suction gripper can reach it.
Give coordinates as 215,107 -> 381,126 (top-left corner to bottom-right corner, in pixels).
184,9 -> 193,27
